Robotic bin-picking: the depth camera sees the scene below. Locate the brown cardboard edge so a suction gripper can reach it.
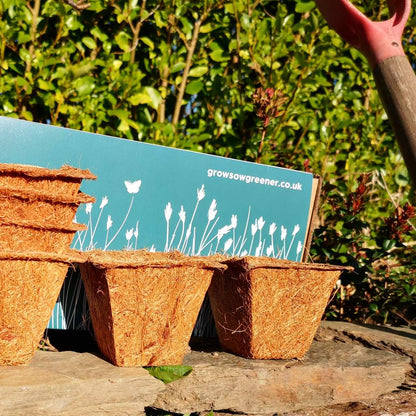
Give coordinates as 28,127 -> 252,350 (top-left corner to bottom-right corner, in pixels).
301,175 -> 322,262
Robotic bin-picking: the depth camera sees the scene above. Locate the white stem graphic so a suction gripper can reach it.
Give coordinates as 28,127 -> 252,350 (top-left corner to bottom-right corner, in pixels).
104,196 -> 135,250
237,206 -> 251,256
181,200 -> 200,252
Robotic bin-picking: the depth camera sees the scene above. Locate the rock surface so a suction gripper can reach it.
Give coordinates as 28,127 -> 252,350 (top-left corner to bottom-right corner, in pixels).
0,351 -> 163,416
155,337 -> 410,415
0,321 -> 415,415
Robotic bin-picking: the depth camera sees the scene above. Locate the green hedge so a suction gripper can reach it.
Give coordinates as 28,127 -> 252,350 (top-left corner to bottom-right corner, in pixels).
1,0 -> 415,324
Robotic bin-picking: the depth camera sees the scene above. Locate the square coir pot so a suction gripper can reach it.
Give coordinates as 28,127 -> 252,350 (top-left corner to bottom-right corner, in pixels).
209,256 -> 349,359
80,250 -> 225,366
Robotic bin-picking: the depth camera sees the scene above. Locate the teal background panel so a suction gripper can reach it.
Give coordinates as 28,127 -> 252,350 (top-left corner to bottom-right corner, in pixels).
0,116 -> 314,329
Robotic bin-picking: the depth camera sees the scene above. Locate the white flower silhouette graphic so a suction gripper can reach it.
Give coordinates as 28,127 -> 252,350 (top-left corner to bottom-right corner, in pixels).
251,219 -> 258,236
231,214 -> 237,229
134,221 -> 139,249
257,216 -> 265,231
268,222 -> 278,257
100,196 -> 108,209
169,205 -> 186,251
106,215 -> 113,231
217,224 -> 232,242
286,224 -> 300,259
224,238 -> 233,252
207,199 -> 217,221
125,228 -> 134,248
85,202 -> 93,214
72,177 -> 305,261
230,214 -> 238,254
164,202 -> 173,222
124,180 -> 141,194
292,224 -> 300,236
197,198 -> 219,255
181,184 -> 206,252
104,178 -> 142,250
296,240 -> 303,261
179,205 -> 186,223
197,184 -> 206,201
164,202 -> 173,251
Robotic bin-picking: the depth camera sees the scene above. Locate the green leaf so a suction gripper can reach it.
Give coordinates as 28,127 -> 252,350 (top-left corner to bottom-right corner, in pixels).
369,303 -> 379,313
17,32 -> 31,44
73,76 -> 96,96
115,32 -> 131,52
140,37 -> 154,50
90,27 -> 108,42
185,79 -> 203,95
240,14 -> 251,31
171,62 -> 186,74
82,36 -> 97,49
404,284 -> 416,296
19,48 -> 30,62
128,87 -> 162,110
179,17 -> 193,37
145,365 -> 193,383
224,2 -> 244,14
112,60 -> 123,71
395,168 -> 409,187
214,108 -> 223,126
153,10 -> 166,28
282,14 -> 295,28
108,109 -> 141,132
37,79 -> 52,91
20,110 -> 33,121
200,23 -> 214,33
118,118 -> 130,132
210,49 -> 229,62
382,239 -> 396,251
295,1 -> 315,13
188,66 -> 208,77
2,101 -> 15,113
65,14 -> 83,31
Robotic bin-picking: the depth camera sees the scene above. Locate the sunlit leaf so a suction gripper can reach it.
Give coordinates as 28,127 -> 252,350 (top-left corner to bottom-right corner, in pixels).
82,37 -> 97,49
73,77 -> 96,96
115,32 -> 131,52
188,66 -> 208,77
185,79 -> 203,94
145,365 -> 193,384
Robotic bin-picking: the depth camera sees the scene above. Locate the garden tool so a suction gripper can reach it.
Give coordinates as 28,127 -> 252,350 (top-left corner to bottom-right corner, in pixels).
314,0 -> 416,185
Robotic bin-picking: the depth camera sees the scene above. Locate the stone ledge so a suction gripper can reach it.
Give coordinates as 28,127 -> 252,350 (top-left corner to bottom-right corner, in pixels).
0,351 -> 162,416
0,321 -> 414,415
156,336 -> 410,415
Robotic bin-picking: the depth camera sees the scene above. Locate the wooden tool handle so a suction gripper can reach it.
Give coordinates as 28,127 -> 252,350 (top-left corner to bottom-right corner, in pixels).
373,55 -> 416,186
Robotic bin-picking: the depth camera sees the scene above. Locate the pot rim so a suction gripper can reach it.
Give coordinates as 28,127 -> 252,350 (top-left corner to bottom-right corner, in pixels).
0,250 -> 86,264
0,163 -> 96,180
83,250 -> 227,270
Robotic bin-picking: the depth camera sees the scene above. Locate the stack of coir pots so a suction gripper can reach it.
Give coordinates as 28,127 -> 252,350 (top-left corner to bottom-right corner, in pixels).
0,163 -> 96,365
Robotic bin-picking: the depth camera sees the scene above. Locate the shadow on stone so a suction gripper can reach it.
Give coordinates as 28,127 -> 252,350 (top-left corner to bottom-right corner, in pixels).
44,329 -> 99,353
356,322 -> 416,340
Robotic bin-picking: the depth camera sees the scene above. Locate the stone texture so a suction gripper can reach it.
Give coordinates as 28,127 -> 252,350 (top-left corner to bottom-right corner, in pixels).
317,321 -> 416,389
319,321 -> 416,358
0,351 -> 164,416
152,339 -> 410,415
0,322 -> 415,415
282,389 -> 416,416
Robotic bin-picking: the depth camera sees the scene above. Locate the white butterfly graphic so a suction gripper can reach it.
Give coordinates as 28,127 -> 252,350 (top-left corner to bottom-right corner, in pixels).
124,179 -> 142,194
